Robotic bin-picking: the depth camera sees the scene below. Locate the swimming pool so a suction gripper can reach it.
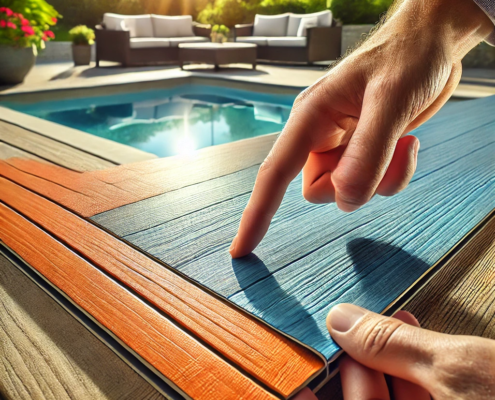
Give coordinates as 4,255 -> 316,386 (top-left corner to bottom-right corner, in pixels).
6,85 -> 297,158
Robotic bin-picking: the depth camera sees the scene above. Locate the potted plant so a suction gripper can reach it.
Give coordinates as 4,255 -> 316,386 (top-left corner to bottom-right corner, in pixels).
69,25 -> 94,66
0,0 -> 59,84
211,24 -> 230,43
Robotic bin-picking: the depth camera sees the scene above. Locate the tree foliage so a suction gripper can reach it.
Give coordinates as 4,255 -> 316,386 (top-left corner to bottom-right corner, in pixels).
197,0 -> 330,27
197,0 -> 392,27
328,0 -> 393,24
47,0 -> 143,28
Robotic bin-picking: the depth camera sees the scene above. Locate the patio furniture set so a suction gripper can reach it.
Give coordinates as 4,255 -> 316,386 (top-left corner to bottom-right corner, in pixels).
95,11 -> 342,69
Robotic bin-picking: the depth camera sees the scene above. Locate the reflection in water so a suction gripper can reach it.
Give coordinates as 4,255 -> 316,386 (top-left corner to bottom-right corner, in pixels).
31,91 -> 293,158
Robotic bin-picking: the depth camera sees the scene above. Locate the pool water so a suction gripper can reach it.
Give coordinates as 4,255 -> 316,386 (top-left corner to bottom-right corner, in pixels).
7,85 -> 297,158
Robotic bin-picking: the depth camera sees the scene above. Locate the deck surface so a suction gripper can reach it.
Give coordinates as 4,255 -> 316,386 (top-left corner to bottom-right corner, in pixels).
0,92 -> 494,399
92,96 -> 495,361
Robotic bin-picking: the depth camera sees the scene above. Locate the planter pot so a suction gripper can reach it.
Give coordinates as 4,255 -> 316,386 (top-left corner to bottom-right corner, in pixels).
211,33 -> 227,43
0,45 -> 36,85
72,44 -> 92,66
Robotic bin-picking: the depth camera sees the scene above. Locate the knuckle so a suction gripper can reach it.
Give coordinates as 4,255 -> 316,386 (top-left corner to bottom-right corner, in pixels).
336,184 -> 370,207
332,154 -> 380,207
258,157 -> 272,176
258,155 -> 292,188
332,175 -> 372,207
361,318 -> 403,358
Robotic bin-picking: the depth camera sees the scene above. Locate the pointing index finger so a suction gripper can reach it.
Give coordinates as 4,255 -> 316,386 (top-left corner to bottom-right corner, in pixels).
229,110 -> 313,258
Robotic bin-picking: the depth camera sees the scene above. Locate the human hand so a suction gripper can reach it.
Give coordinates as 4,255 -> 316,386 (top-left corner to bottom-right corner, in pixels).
229,0 -> 492,258
294,305 -> 495,400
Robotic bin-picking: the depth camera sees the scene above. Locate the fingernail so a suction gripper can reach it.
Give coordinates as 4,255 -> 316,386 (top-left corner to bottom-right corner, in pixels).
327,304 -> 366,333
229,235 -> 238,254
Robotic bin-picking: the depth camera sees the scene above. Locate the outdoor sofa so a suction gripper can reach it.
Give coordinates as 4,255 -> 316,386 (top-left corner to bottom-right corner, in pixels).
234,11 -> 341,64
95,14 -> 211,66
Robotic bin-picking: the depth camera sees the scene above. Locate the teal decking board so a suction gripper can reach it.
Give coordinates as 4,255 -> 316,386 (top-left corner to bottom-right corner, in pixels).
93,96 -> 495,361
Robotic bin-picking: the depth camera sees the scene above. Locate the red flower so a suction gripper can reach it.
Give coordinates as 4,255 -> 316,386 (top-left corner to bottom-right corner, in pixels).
21,25 -> 34,36
42,34 -> 47,41
21,18 -> 29,26
0,20 -> 6,28
44,30 -> 55,39
7,22 -> 16,29
52,17 -> 57,23
0,8 -> 13,17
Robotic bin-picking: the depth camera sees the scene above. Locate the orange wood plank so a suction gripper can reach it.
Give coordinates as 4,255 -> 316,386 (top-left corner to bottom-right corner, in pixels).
0,134 -> 275,217
0,202 -> 277,400
0,178 -> 324,398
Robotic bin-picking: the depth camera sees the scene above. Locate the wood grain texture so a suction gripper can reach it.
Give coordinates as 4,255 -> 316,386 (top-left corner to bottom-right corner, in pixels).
0,133 -> 276,217
0,178 -> 324,398
0,203 -> 277,400
96,96 -> 495,362
405,214 -> 495,338
0,105 -> 157,165
0,142 -> 48,162
0,120 -> 114,171
0,253 -> 165,400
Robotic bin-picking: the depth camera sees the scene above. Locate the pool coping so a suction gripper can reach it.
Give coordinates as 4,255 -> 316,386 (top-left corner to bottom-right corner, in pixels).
0,73 -> 304,103
0,74 -> 304,165
0,106 -> 157,165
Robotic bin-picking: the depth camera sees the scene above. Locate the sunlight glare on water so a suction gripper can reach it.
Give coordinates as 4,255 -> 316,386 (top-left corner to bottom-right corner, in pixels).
7,85 -> 297,158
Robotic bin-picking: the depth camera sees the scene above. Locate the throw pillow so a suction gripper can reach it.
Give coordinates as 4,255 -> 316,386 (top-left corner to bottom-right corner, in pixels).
297,16 -> 318,37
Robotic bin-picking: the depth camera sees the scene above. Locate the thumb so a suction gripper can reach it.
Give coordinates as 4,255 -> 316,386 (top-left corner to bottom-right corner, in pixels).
327,304 -> 437,388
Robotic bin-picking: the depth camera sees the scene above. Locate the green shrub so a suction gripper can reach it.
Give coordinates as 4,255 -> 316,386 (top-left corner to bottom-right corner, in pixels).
69,24 -> 94,45
198,0 -> 258,27
212,24 -> 230,35
328,0 -> 393,24
47,0 -> 143,28
258,0 -> 327,15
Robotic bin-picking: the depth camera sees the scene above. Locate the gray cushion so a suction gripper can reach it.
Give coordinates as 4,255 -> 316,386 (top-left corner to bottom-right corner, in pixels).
267,37 -> 307,47
287,10 -> 332,36
130,38 -> 170,48
152,15 -> 194,38
253,14 -> 289,37
236,36 -> 268,46
169,36 -> 209,46
103,14 -> 153,38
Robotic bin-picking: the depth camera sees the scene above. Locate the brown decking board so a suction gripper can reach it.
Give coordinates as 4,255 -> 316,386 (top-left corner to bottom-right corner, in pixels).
404,213 -> 495,337
0,133 -> 276,217
0,178 -> 325,398
0,120 -> 114,172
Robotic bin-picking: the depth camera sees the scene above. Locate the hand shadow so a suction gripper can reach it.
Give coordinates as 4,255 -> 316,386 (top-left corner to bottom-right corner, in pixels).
346,238 -> 432,316
231,253 -> 329,353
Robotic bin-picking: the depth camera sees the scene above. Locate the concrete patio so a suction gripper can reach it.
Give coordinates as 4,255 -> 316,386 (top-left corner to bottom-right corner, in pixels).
1,61 -> 494,99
